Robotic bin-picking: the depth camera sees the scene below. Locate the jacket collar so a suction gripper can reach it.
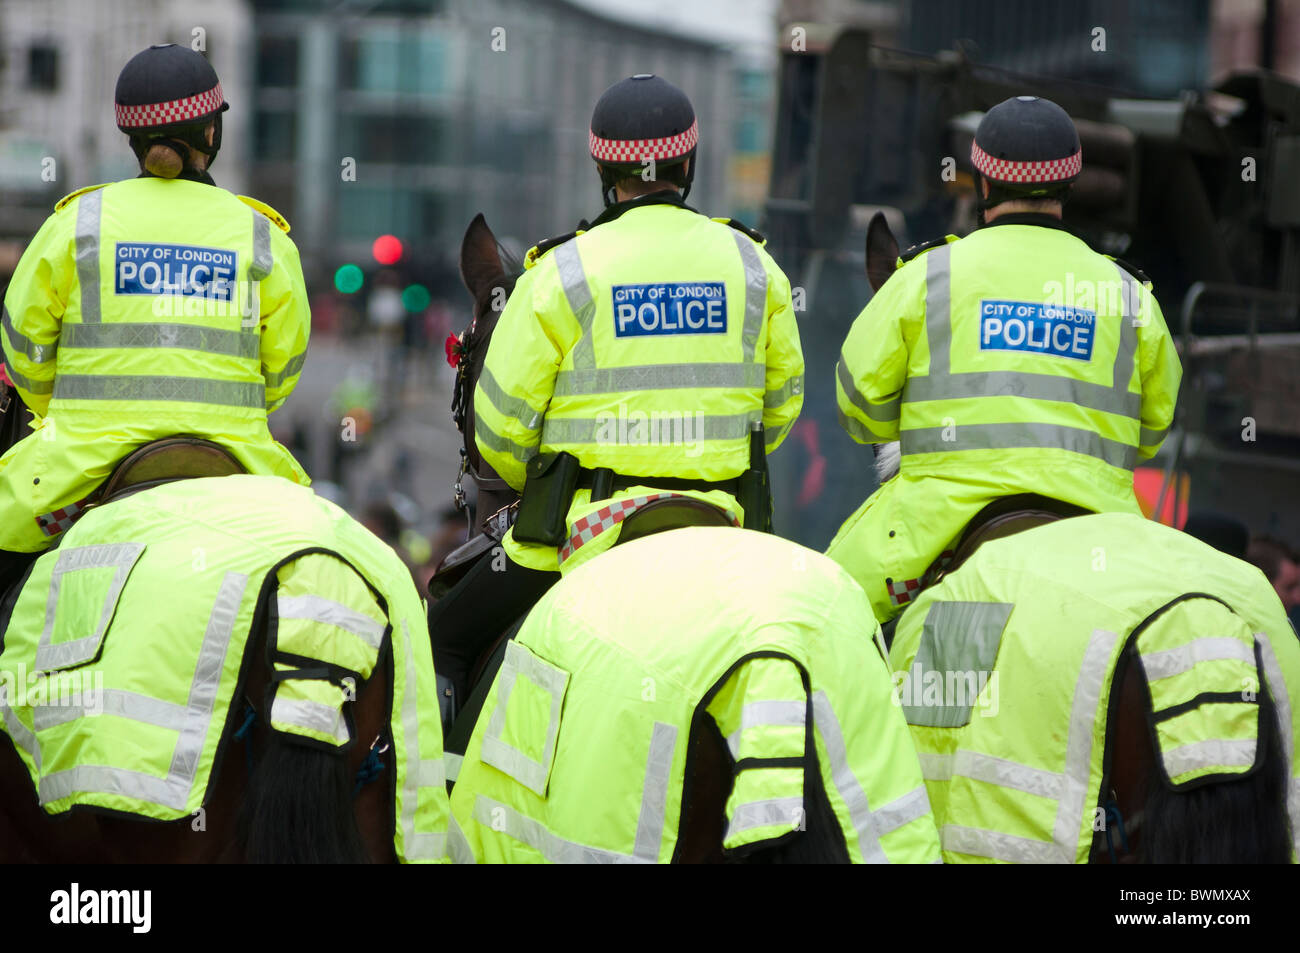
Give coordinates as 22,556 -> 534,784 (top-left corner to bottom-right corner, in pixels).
980,211 -> 1071,233
582,190 -> 698,230
137,168 -> 216,186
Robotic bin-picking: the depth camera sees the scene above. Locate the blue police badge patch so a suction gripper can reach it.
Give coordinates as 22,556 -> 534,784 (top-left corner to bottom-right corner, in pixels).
115,242 -> 238,301
979,299 -> 1096,361
613,282 -> 727,337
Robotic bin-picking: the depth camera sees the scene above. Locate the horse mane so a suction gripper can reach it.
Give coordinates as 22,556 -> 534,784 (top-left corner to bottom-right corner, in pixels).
874,441 -> 901,484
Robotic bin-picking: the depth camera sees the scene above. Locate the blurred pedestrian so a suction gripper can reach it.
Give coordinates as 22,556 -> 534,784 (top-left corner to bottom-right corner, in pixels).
1246,536 -> 1300,613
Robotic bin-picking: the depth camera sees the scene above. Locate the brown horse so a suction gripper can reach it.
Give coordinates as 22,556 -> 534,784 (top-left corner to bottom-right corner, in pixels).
0,481 -> 413,864
865,217 -> 1293,861
433,215 -> 853,862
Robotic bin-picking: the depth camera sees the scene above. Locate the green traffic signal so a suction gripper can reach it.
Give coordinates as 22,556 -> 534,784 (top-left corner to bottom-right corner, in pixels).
334,263 -> 364,294
402,283 -> 431,312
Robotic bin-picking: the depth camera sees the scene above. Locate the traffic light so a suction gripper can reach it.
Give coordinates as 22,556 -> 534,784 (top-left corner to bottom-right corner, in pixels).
333,263 -> 364,294
372,234 -> 403,266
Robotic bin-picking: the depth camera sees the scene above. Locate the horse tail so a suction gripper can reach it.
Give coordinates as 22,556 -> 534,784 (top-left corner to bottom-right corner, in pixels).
1139,682 -> 1293,864
239,734 -> 368,864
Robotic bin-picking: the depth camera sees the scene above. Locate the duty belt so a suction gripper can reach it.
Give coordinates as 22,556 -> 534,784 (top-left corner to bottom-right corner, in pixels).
576,467 -> 740,503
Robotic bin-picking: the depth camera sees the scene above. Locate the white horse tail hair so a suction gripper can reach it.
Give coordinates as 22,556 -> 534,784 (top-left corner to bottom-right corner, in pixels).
874,441 -> 901,484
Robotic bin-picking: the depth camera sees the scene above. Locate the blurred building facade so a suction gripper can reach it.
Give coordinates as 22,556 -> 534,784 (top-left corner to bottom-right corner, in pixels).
0,0 -> 253,252
249,0 -> 754,287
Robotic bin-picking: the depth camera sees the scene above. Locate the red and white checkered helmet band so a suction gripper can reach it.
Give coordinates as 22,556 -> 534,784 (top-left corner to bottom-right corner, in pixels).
589,119 -> 699,164
115,82 -> 224,129
970,141 -> 1082,184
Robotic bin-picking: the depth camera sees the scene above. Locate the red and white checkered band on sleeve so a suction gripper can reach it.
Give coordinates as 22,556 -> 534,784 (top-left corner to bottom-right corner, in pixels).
970,141 -> 1082,184
115,83 -> 224,129
589,119 -> 699,164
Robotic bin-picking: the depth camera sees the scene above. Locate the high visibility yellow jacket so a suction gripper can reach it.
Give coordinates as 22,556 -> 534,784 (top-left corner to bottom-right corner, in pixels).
0,176 -> 311,551
447,527 -> 940,863
0,475 -> 449,862
889,512 -> 1300,863
474,194 -> 804,573
829,218 -> 1182,619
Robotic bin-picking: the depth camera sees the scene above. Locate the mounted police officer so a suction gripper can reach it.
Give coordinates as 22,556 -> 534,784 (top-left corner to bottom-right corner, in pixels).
828,95 -> 1182,623
430,74 -> 805,706
0,44 -> 310,580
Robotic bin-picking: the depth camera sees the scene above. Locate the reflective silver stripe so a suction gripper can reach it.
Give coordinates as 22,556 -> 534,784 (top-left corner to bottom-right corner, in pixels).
480,640 -> 567,797
920,749 -> 1065,800
1255,633 -> 1300,858
61,322 -> 260,359
475,418 -> 534,463
36,543 -> 146,672
872,785 -> 931,835
37,571 -> 247,812
838,358 -> 899,422
554,240 -> 597,370
53,374 -> 265,408
1051,627 -> 1119,863
444,751 -> 464,783
277,593 -> 385,650
924,243 -> 952,376
765,372 -> 803,409
942,823 -> 1058,863
554,361 -> 766,397
731,231 -> 767,363
811,690 -> 887,863
542,412 -> 755,445
2,305 -> 57,363
633,721 -> 677,861
726,796 -> 803,838
901,421 -> 1137,470
4,362 -> 53,394
263,351 -> 306,389
399,619 -> 447,861
1113,264 -> 1138,391
75,188 -> 103,324
32,689 -> 186,732
1140,424 -> 1168,446
765,421 -> 793,450
1140,637 -> 1255,682
167,572 -> 247,787
1161,739 -> 1257,778
473,795 -> 653,864
478,365 -> 543,430
250,210 -> 273,281
447,811 -> 476,864
0,699 -> 40,771
726,699 -> 805,759
837,406 -> 876,444
270,696 -> 349,744
903,371 -> 1142,419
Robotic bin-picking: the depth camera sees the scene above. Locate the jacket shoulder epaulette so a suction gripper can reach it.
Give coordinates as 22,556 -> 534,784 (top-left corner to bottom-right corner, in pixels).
898,233 -> 959,264
54,183 -> 110,213
238,195 -> 291,233
524,229 -> 585,269
1107,255 -> 1152,285
712,216 -> 766,245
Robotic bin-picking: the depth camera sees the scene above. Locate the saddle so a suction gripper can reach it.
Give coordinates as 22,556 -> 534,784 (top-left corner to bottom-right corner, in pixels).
96,436 -> 245,506
937,493 -> 1092,582
881,494 -> 1091,650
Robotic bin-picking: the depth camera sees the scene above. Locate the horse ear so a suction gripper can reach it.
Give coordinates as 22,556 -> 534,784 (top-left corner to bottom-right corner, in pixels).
865,212 -> 900,293
459,213 -> 505,300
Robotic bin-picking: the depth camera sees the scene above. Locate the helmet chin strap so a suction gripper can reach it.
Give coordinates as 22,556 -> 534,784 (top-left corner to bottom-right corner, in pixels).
130,114 -> 222,172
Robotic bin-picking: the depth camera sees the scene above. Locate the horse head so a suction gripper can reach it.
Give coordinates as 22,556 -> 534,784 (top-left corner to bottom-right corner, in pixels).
453,214 -> 524,535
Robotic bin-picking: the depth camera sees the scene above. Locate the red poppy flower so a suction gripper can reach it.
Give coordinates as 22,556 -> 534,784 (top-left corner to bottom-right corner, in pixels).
445,332 -> 464,368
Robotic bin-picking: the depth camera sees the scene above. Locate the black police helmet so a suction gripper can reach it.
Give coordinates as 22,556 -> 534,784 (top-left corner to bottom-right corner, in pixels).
589,74 -> 699,205
971,96 -> 1081,213
115,44 -> 229,169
